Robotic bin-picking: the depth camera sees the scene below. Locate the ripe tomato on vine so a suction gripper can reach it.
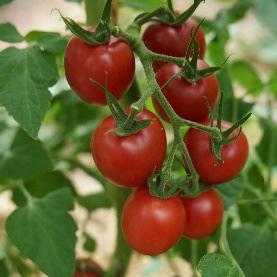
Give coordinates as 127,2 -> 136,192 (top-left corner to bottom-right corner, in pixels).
182,189 -> 224,239
64,27 -> 135,105
91,109 -> 167,188
121,186 -> 186,255
153,60 -> 219,122
184,120 -> 249,184
143,17 -> 206,71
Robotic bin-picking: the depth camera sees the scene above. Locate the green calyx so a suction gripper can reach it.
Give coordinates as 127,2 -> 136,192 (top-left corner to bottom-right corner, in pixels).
210,93 -> 252,163
60,0 -> 113,45
148,172 -> 181,199
91,79 -> 151,137
134,0 -> 205,27
182,20 -> 221,83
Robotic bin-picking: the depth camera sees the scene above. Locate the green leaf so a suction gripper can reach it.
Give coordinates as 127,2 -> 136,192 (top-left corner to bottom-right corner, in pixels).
12,171 -> 75,206
256,119 -> 277,166
0,23 -> 24,43
268,70 -> 277,97
229,61 -> 264,96
120,0 -> 166,11
6,189 -> 77,277
228,226 -> 277,277
77,192 -> 112,212
222,96 -> 254,123
0,46 -> 58,138
207,39 -> 226,66
25,31 -> 68,54
0,260 -> 8,277
50,90 -> 104,153
217,176 -> 244,208
0,0 -> 14,6
218,0 -> 252,25
247,163 -> 266,191
255,0 -> 277,30
197,253 -> 245,277
5,247 -> 34,277
173,237 -> 209,264
0,129 -> 52,181
83,234 -> 96,252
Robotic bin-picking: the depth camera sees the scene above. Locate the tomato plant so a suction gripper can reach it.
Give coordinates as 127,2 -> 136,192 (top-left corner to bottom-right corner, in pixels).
64,28 -> 135,105
91,109 -> 167,187
143,17 -> 206,71
153,60 -> 219,122
1,0 -> 277,276
184,120 -> 249,184
182,189 -> 224,239
121,186 -> 186,255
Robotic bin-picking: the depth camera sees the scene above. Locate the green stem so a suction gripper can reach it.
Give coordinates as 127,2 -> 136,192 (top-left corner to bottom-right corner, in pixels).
177,132 -> 199,186
191,240 -> 198,277
139,55 -> 199,186
167,0 -> 174,13
18,183 -> 33,205
135,7 -> 168,26
104,185 -> 131,277
219,213 -> 245,275
112,27 -> 221,138
266,94 -> 274,191
245,183 -> 277,223
65,157 -> 108,187
110,26 -> 225,188
239,197 -> 277,204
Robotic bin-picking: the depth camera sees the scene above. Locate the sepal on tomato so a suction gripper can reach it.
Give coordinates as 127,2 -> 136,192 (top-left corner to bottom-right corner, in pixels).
134,0 -> 205,27
92,78 -> 153,136
210,92 -> 251,163
60,0 -> 113,45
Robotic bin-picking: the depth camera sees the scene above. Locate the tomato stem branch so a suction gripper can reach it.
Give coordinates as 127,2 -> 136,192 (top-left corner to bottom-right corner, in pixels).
244,183 -> 277,223
219,213 -> 245,275
18,183 -> 33,205
111,26 -> 221,137
238,197 -> 277,204
266,94 -> 274,191
64,156 -> 108,187
191,240 -> 198,276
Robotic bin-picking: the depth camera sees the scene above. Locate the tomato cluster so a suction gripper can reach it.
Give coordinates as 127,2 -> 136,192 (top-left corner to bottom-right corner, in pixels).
64,14 -> 249,256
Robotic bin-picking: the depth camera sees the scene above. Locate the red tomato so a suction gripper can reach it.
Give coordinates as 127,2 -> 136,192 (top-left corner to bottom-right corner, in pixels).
153,60 -> 219,122
184,120 -> 249,184
122,186 -> 186,255
143,17 -> 206,71
91,109 -> 167,187
64,26 -> 135,105
182,189 -> 224,239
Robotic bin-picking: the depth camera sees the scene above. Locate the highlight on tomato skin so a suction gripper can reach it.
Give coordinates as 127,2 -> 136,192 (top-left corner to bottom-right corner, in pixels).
153,60 -> 219,123
121,186 -> 186,256
91,109 -> 167,188
64,26 -> 135,105
182,189 -> 224,239
184,120 -> 249,184
143,17 -> 206,72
